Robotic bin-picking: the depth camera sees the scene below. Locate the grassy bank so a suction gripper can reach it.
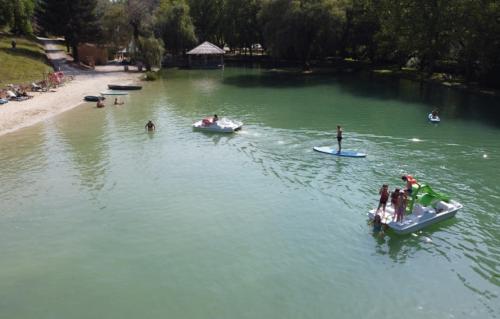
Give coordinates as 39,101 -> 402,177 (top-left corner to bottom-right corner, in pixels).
0,34 -> 52,87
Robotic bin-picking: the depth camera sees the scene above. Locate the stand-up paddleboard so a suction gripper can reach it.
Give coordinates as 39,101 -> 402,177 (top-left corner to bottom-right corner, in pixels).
313,146 -> 366,158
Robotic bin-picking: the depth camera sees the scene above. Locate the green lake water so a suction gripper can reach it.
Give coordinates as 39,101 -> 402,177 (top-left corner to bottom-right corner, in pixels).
0,67 -> 499,318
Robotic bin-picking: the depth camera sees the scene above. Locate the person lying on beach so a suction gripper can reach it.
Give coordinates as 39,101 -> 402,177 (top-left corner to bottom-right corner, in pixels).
114,98 -> 124,105
6,90 -> 32,101
145,120 -> 156,131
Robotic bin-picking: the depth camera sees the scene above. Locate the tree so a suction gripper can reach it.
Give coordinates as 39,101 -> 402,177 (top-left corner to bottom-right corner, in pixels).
38,0 -> 101,62
452,0 -> 500,83
126,0 -> 158,41
100,1 -> 133,49
135,36 -> 164,71
0,0 -> 36,34
188,0 -> 225,45
340,0 -> 380,61
260,0 -> 346,66
223,0 -> 263,54
155,0 -> 197,55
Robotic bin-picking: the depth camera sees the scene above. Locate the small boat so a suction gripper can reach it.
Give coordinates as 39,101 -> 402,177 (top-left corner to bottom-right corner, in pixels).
84,96 -> 105,102
108,84 -> 142,90
368,184 -> 462,235
100,90 -> 129,96
193,117 -> 243,133
428,113 -> 441,123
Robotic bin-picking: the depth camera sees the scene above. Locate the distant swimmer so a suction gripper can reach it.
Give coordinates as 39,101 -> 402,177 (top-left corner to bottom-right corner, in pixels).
430,108 -> 439,120
213,114 -> 219,122
145,120 -> 156,131
97,99 -> 105,108
336,125 -> 343,153
114,98 -> 124,105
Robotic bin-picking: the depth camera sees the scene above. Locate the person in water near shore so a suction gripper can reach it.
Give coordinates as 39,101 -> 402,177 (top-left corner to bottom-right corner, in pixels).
145,120 -> 155,131
402,175 -> 419,195
96,99 -> 105,108
336,125 -> 343,153
114,98 -> 124,105
213,114 -> 219,122
377,184 -> 390,214
373,214 -> 383,233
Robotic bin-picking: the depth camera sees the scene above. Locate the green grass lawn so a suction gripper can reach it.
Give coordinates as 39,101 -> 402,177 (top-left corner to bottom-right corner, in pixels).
0,34 -> 52,87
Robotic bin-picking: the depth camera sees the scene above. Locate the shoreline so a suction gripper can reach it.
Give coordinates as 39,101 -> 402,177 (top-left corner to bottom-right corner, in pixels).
0,68 -> 141,137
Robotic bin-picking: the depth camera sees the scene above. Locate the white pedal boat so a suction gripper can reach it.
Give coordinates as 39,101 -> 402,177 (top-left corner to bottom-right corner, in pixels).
428,113 -> 441,123
193,117 -> 243,133
368,200 -> 462,235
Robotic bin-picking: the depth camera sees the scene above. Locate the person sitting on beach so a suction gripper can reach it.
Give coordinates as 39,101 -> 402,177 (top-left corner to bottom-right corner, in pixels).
145,120 -> 156,131
402,175 -> 419,196
114,98 -> 124,105
336,125 -> 343,153
376,184 -> 390,214
96,100 -> 105,108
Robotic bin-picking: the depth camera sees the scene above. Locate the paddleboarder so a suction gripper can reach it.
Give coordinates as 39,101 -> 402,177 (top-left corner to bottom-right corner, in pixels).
336,125 -> 343,153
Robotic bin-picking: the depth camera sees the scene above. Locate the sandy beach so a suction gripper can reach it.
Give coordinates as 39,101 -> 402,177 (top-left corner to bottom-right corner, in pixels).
0,67 -> 141,136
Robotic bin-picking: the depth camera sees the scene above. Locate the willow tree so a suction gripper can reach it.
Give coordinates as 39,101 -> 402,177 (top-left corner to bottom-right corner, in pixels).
135,36 -> 164,71
155,0 -> 197,55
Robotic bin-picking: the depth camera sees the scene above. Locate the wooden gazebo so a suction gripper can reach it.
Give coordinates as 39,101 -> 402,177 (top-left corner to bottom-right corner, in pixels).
187,41 -> 225,69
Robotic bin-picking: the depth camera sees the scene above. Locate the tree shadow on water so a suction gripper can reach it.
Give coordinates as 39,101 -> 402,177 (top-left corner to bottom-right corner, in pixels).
224,69 -> 500,127
222,71 -> 336,89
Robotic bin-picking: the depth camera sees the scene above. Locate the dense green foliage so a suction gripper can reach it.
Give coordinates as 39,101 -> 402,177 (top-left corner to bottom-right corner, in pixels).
260,0 -> 346,63
0,0 -> 36,34
13,0 -> 499,86
155,0 -> 197,55
135,36 -> 164,71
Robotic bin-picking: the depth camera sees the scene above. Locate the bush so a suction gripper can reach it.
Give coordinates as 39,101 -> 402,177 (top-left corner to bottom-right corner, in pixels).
144,71 -> 159,81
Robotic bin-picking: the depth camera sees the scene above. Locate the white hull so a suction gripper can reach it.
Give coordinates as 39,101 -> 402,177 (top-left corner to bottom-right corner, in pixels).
193,118 -> 243,133
368,200 -> 462,235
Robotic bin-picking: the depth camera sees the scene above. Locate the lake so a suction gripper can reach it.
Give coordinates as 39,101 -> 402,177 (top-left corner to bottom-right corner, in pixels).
0,67 -> 499,318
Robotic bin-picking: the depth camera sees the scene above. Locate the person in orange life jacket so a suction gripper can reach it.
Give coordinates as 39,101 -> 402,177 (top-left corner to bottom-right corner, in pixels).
401,175 -> 419,196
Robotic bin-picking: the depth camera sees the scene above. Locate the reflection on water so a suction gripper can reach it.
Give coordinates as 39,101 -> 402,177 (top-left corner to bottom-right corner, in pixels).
0,67 -> 499,319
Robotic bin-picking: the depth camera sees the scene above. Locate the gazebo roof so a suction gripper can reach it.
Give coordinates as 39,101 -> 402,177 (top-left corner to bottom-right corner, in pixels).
187,41 -> 225,55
